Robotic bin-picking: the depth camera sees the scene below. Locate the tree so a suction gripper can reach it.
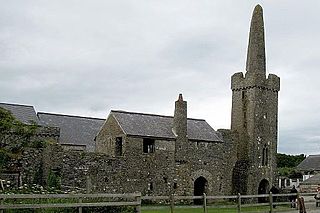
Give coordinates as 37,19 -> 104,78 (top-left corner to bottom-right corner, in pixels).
0,107 -> 38,170
277,153 -> 306,178
277,153 -> 306,168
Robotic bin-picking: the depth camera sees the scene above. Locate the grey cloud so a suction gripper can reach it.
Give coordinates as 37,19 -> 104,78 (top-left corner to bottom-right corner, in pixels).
0,0 -> 319,155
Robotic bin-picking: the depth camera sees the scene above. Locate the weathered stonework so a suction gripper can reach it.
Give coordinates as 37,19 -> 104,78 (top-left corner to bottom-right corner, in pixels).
2,5 -> 280,197
92,107 -> 237,196
231,5 -> 280,195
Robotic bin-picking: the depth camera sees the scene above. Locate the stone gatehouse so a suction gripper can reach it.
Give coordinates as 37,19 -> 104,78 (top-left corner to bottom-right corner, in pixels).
0,5 -> 280,196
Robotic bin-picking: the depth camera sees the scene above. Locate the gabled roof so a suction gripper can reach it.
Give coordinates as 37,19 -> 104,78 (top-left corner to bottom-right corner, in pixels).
111,110 -> 223,142
0,102 -> 39,124
297,155 -> 320,171
38,112 -> 105,152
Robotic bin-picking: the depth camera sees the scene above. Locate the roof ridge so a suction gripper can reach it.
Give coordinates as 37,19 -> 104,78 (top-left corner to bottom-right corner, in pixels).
111,110 -> 205,121
188,118 -> 206,121
111,110 -> 172,118
0,102 -> 34,108
38,112 -> 105,120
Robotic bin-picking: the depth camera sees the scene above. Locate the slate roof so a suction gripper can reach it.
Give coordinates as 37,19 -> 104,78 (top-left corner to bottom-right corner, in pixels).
297,155 -> 320,171
301,173 -> 320,185
1,102 -> 223,150
111,110 -> 223,142
0,103 -> 39,124
38,112 -> 105,152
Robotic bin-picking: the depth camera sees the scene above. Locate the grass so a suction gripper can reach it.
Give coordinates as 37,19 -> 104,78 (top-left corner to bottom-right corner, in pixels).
142,208 -> 237,213
142,204 -> 292,213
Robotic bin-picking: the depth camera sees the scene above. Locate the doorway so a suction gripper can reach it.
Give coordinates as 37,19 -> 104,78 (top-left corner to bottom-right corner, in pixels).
258,179 -> 269,203
194,176 -> 208,205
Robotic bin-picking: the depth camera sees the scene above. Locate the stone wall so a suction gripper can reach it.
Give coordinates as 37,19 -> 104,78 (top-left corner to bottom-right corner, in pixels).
19,125 -> 230,196
95,114 -> 125,156
20,148 -> 44,185
33,126 -> 60,143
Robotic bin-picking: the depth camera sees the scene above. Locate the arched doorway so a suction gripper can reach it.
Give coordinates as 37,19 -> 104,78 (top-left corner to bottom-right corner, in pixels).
258,179 -> 269,203
194,176 -> 208,205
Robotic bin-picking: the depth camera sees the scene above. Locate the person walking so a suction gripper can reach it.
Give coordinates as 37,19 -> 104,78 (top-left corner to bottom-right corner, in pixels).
270,185 -> 279,208
314,186 -> 320,207
297,196 -> 307,213
290,185 -> 298,208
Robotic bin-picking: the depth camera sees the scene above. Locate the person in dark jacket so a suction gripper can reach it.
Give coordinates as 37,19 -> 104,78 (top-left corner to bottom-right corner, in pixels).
314,186 -> 320,207
270,185 -> 279,208
290,185 -> 298,208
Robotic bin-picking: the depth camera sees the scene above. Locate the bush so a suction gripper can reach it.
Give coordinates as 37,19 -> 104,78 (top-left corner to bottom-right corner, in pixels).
47,170 -> 61,190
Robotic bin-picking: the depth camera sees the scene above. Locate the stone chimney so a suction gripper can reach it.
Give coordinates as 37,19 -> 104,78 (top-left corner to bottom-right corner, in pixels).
173,94 -> 188,161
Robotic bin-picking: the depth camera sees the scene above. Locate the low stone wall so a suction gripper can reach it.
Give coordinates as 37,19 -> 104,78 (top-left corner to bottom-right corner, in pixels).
300,184 -> 318,193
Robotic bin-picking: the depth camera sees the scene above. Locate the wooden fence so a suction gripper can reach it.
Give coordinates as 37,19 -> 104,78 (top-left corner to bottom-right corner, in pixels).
0,193 -> 141,213
0,192 -> 317,213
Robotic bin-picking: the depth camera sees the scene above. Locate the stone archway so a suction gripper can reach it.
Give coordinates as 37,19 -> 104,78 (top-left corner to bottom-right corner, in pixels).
258,179 -> 269,203
194,176 -> 208,205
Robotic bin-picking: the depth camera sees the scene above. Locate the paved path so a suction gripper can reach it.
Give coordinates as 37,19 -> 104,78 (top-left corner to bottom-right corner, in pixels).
281,196 -> 319,213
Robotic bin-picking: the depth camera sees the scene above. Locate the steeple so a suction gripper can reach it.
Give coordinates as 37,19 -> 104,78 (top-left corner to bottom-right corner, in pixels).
246,4 -> 266,78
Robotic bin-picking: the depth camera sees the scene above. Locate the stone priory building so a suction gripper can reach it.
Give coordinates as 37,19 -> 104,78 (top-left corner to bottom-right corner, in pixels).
1,5 -> 280,196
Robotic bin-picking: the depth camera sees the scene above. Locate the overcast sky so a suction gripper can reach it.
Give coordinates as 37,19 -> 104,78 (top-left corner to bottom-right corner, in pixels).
0,1 -> 319,155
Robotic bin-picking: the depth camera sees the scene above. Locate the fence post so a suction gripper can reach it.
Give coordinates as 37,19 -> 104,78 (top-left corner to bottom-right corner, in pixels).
170,194 -> 174,213
136,193 -> 141,213
0,198 -> 3,213
86,175 -> 91,194
297,192 -> 300,210
203,193 -> 207,213
269,192 -> 273,213
237,193 -> 241,213
78,198 -> 82,213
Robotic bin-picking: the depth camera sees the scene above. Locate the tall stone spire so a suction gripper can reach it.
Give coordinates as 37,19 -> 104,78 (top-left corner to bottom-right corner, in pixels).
246,4 -> 266,77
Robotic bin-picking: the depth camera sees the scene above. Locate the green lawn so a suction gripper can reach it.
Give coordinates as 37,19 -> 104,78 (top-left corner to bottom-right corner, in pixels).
142,208 -> 237,213
142,205 -> 291,213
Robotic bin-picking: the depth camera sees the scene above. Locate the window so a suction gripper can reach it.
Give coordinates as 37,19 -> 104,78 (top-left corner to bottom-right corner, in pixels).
148,182 -> 154,191
242,91 -> 246,99
143,138 -> 155,153
163,177 -> 168,183
196,141 -> 200,148
262,144 -> 269,166
173,183 -> 177,189
115,137 -> 123,156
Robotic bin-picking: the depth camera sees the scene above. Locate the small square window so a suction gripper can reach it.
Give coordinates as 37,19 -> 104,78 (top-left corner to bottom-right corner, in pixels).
173,183 -> 177,189
143,138 -> 155,153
